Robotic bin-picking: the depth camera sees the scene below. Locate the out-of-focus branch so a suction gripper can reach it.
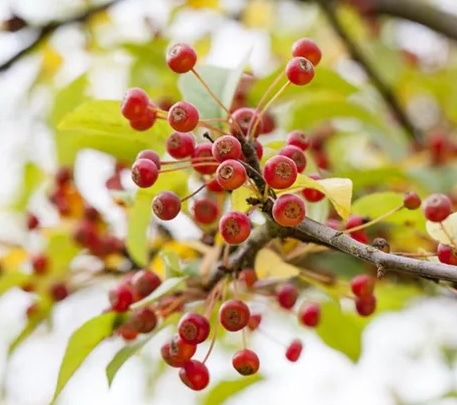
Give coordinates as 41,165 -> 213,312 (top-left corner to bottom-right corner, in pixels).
0,0 -> 124,72
314,0 -> 421,141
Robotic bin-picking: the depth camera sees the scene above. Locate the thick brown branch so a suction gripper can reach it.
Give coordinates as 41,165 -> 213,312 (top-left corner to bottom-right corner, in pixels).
0,0 -> 124,72
314,0 -> 421,142
287,217 -> 457,282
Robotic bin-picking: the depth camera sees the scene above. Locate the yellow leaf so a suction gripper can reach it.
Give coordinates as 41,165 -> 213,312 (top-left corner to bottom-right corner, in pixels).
186,0 -> 219,9
149,240 -> 199,278
242,0 -> 274,28
0,247 -> 27,272
426,212 -> 457,244
39,45 -> 63,78
231,186 -> 257,213
255,248 -> 299,279
280,174 -> 352,220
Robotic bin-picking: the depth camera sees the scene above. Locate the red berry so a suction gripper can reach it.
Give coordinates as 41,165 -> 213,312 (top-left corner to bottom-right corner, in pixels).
121,87 -> 150,121
212,135 -> 242,162
232,349 -> 260,376
345,214 -> 368,230
437,243 -> 457,265
168,101 -> 199,132
131,270 -> 162,300
219,299 -> 250,332
238,268 -> 257,288
276,282 -> 299,310
247,313 -> 262,331
254,139 -> 263,160
73,219 -> 99,248
193,197 -> 219,225
422,193 -> 452,222
166,132 -> 196,159
83,205 -> 100,222
177,312 -> 210,345
350,274 -> 375,298
55,167 -> 73,186
301,173 -> 325,202
286,57 -> 315,86
129,109 -> 157,131
109,283 -> 134,312
230,107 -> 263,137
27,213 -> 40,230
287,130 -> 310,151
259,110 -> 276,134
31,253 -> 49,275
169,335 -> 197,362
272,193 -> 306,227
279,145 -> 307,173
298,302 -> 320,327
152,191 -> 182,221
291,38 -> 322,66
263,155 -> 298,189
206,178 -> 225,193
161,342 -> 186,367
179,360 -> 210,391
219,211 -> 251,245
285,339 -> 303,362
49,282 -> 69,301
216,159 -> 247,190
166,43 -> 197,74
191,143 -> 218,175
130,307 -> 158,333
136,149 -> 161,170
355,294 -> 376,316
117,323 -> 139,341
131,158 -> 159,188
403,191 -> 421,210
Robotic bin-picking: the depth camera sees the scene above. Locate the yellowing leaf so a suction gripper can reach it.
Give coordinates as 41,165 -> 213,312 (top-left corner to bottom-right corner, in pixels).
242,0 -> 274,28
230,186 -> 257,213
255,248 -> 299,279
150,240 -> 199,278
281,175 -> 352,220
0,247 -> 27,271
186,0 -> 219,8
426,212 -> 457,244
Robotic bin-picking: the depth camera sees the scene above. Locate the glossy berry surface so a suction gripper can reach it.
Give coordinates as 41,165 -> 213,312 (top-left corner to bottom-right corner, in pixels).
298,302 -> 320,327
152,191 -> 182,221
422,193 -> 452,222
166,42 -> 197,73
219,211 -> 251,245
286,56 -> 315,86
131,158 -> 159,188
229,107 -> 263,137
232,349 -> 260,376
179,360 -> 210,391
285,339 -> 303,362
286,130 -> 310,150
130,307 -> 158,333
191,143 -> 218,175
129,109 -> 157,131
263,155 -> 298,189
276,282 -> 299,309
166,132 -> 195,159
216,159 -> 247,190
193,197 -> 219,224
437,243 -> 457,265
212,135 -> 242,162
355,294 -> 376,316
177,312 -> 210,345
169,335 -> 197,361
109,284 -> 134,312
136,149 -> 161,169
403,191 -> 421,210
279,145 -> 307,173
168,101 -> 199,132
350,274 -> 375,298
131,270 -> 162,299
291,38 -> 322,65
247,313 -> 262,331
301,173 -> 325,202
121,87 -> 150,121
219,299 -> 250,332
272,193 -> 306,227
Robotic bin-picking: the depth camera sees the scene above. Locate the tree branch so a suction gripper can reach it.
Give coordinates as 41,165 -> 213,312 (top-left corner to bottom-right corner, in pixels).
0,0 -> 124,72
314,0 -> 421,142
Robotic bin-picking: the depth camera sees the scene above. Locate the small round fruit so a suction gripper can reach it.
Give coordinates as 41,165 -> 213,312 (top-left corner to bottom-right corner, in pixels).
219,211 -> 251,245
403,191 -> 421,210
232,349 -> 260,376
161,341 -> 186,367
229,107 -> 263,137
219,299 -> 250,332
286,57 -> 315,86
437,243 -> 457,265
166,132 -> 195,160
131,270 -> 162,299
152,191 -> 181,220
121,87 -> 150,121
279,145 -> 307,173
129,109 -> 157,131
276,282 -> 299,310
355,294 -> 376,317
422,193 -> 452,222
193,197 -> 219,224
169,335 -> 197,361
191,143 -> 218,175
298,302 -> 320,327
136,149 -> 161,170
212,135 -> 242,162
272,193 -> 306,227
285,339 -> 303,362
247,313 -> 262,331
216,159 -> 247,190
109,284 -> 134,312
166,43 -> 197,74
131,158 -> 159,188
168,101 -> 200,132
263,155 -> 298,189
286,130 -> 310,150
291,38 -> 322,65
301,173 -> 325,202
179,360 -> 210,391
350,274 -> 376,298
130,307 -> 158,333
177,312 -> 210,345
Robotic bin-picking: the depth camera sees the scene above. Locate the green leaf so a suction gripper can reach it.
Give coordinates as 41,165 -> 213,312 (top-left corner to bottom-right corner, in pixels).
0,272 -> 29,295
351,191 -> 426,230
375,282 -> 420,312
316,301 -> 366,362
201,374 -> 264,405
130,276 -> 187,309
10,162 -> 44,210
45,231 -> 81,277
56,100 -> 171,164
106,338 -> 150,386
51,312 -> 117,403
340,166 -> 409,192
160,250 -> 184,277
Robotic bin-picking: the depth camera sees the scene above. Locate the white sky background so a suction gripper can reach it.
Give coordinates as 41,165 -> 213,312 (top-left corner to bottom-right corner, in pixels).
1,0 -> 457,404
